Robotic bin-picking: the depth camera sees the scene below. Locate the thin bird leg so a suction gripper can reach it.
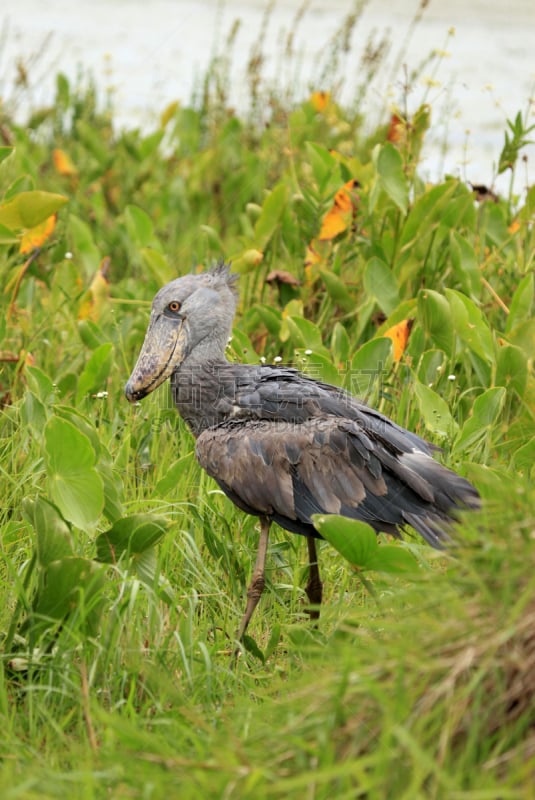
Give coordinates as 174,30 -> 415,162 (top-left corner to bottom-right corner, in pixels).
236,516 -> 271,641
305,536 -> 323,621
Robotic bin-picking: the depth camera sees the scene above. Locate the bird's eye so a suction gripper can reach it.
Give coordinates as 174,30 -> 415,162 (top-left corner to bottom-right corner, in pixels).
168,301 -> 181,313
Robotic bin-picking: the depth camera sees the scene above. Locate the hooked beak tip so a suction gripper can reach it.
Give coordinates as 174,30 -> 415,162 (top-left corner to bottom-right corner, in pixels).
124,380 -> 145,403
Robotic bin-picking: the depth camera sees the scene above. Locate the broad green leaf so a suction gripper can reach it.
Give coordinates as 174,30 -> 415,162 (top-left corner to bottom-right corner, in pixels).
417,349 -> 446,386
95,513 -> 169,563
506,273 -> 533,333
0,191 -> 67,230
305,142 -> 338,189
68,214 -> 101,273
22,497 -> 73,566
350,338 -> 393,397
506,317 -> 535,358
299,350 -> 342,386
124,205 -> 155,248
283,316 -> 328,355
400,180 -> 458,250
254,183 -> 288,251
5,175 -> 34,200
439,185 -> 476,231
312,514 -> 417,574
518,184 -> 535,224
75,120 -> 110,164
363,257 -> 400,315
76,342 -> 114,404
78,319 -> 108,350
483,202 -> 509,246
31,556 -> 106,644
98,460 -> 125,522
413,380 -> 458,438
199,224 -> 224,249
20,391 -> 47,432
155,456 -> 193,496
140,247 -> 172,286
331,322 -> 350,365
133,547 -> 159,588
242,634 -> 265,662
0,222 -> 18,244
496,344 -> 528,397
25,366 -> 55,404
512,436 -> 535,472
54,405 -> 101,457
139,129 -> 164,160
45,417 -> 104,530
454,387 -> 506,452
0,146 -> 14,164
418,289 -> 455,356
449,232 -> 480,296
312,514 -> 377,568
375,143 -> 408,214
365,544 -> 418,574
227,327 -> 260,363
445,289 -> 495,363
252,304 -> 282,337
319,269 -> 355,311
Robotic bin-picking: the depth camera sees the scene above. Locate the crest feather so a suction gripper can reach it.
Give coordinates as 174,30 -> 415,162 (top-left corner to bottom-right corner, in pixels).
208,259 -> 239,298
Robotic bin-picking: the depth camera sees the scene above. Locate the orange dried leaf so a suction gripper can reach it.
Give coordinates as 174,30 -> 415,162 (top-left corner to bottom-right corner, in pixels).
310,91 -> 330,113
387,112 -> 405,144
318,179 -> 359,241
53,148 -> 78,177
383,318 -> 414,361
19,214 -> 57,254
508,220 -> 520,234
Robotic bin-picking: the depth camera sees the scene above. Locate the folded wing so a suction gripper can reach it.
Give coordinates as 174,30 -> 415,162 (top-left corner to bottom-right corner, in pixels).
196,415 -> 479,548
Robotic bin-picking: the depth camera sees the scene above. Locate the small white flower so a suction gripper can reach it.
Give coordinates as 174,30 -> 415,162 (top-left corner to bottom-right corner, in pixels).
447,374 -> 456,381
65,251 -> 73,260
305,349 -> 312,355
274,356 -> 282,363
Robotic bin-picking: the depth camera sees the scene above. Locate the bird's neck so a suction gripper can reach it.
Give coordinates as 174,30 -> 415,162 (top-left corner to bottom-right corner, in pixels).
171,355 -> 233,437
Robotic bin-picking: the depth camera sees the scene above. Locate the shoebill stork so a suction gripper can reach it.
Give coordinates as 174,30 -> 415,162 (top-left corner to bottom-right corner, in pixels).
125,262 -> 479,639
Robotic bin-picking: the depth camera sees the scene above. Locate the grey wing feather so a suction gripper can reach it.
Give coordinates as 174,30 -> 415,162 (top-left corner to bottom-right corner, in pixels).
226,365 -> 436,456
196,415 -> 479,547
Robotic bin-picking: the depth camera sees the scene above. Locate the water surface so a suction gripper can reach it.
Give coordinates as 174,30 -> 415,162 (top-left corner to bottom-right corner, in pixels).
3,0 -> 534,193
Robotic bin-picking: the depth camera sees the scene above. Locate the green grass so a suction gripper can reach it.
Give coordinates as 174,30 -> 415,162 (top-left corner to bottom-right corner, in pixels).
0,11 -> 534,798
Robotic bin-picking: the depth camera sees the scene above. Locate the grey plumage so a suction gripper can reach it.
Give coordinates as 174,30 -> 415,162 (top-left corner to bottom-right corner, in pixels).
126,262 -> 480,638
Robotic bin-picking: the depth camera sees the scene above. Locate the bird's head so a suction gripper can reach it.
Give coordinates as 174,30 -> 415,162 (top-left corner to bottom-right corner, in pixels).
125,261 -> 238,402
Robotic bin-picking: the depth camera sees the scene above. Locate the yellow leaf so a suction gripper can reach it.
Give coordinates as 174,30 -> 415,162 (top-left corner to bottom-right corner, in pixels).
383,318 -> 414,361
305,241 -> 322,267
78,257 -> 111,322
318,179 -> 359,241
310,91 -> 331,113
19,214 -> 57,254
160,101 -> 179,127
53,148 -> 78,177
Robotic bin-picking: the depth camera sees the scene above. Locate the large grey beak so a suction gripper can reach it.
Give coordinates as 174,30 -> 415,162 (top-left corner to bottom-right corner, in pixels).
125,313 -> 189,402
